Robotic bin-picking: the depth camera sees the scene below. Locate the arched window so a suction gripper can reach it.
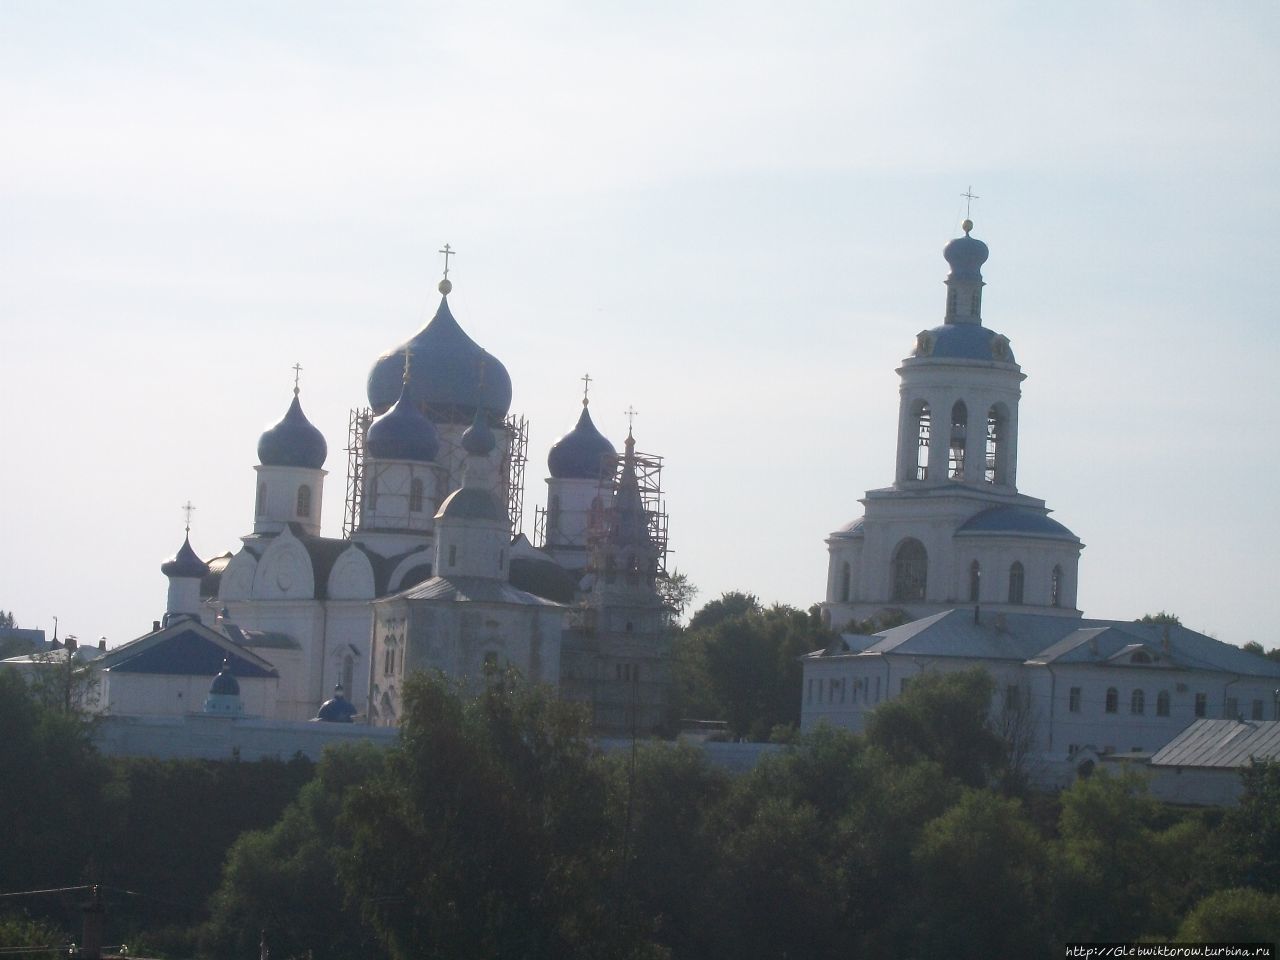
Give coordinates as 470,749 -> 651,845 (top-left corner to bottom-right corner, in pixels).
948,401 -> 967,479
969,560 -> 981,602
255,482 -> 267,517
296,484 -> 312,518
1156,691 -> 1170,717
891,538 -> 928,602
1050,565 -> 1063,607
914,401 -> 931,480
1008,561 -> 1024,604
1105,687 -> 1118,713
409,477 -> 424,513
1131,689 -> 1145,715
985,405 -> 1007,484
840,562 -> 851,603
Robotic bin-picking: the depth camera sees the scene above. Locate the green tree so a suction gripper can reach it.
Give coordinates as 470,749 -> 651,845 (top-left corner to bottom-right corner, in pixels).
341,670 -> 658,960
909,789 -> 1055,959
1137,611 -> 1181,625
1242,641 -> 1280,662
701,604 -> 831,740
1055,772 -> 1169,941
1177,888 -> 1280,945
0,912 -> 64,960
687,591 -> 762,632
202,743 -> 387,960
863,668 -> 1006,788
1221,758 -> 1280,892
0,671 -> 108,896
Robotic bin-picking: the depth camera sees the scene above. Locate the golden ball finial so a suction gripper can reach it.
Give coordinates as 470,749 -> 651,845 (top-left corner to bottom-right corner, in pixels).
438,278 -> 453,296
962,219 -> 974,235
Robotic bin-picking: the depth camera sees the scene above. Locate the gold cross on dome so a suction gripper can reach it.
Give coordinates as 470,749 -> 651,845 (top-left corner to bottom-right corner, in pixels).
292,362 -> 303,395
624,405 -> 638,431
439,243 -> 455,280
182,500 -> 196,533
581,372 -> 592,404
961,186 -> 980,219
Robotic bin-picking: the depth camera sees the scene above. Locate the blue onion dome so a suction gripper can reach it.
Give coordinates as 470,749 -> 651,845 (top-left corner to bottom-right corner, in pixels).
461,403 -> 496,456
366,382 -> 440,462
161,534 -> 210,579
316,683 -> 357,723
209,659 -> 240,696
943,219 -> 989,281
367,296 -> 513,424
547,402 -> 617,480
258,393 -> 328,469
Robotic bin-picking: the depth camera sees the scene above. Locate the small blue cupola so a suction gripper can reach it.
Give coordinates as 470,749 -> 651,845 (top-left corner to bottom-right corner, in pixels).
461,403 -> 497,457
367,382 -> 440,463
943,219 -> 990,282
258,390 -> 328,469
160,534 -> 210,580
548,401 -> 616,480
204,658 -> 244,715
315,683 -> 358,723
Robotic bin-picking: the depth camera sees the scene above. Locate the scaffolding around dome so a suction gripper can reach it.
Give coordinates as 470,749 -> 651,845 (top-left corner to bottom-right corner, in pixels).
342,405 -> 528,538
533,443 -> 670,584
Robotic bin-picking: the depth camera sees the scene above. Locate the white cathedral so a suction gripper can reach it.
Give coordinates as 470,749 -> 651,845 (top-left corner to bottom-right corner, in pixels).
802,220 -> 1280,776
91,268 -> 671,735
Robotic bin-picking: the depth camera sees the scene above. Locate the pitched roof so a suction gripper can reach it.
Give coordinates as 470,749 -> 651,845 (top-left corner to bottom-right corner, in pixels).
813,609 -> 1280,678
390,575 -> 566,608
1150,720 -> 1280,769
97,620 -> 277,678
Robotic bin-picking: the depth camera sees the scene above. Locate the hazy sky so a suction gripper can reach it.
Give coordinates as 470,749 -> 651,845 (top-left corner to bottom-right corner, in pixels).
2,2 -> 1277,649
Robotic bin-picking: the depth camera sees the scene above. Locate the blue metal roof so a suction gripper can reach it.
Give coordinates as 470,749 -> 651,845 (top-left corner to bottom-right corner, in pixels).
316,688 -> 358,722
547,403 -> 616,479
957,505 -> 1078,540
258,394 -> 328,469
913,323 -> 1016,363
367,296 -> 512,424
103,628 -> 277,678
366,383 -> 440,463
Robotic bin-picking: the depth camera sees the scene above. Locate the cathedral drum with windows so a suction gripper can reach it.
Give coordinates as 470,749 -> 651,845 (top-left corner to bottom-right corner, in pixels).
823,220 -> 1083,630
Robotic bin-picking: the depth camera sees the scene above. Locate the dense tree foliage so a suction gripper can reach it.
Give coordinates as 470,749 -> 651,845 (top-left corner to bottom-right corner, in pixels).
674,595 -> 835,740
6,649 -> 1280,959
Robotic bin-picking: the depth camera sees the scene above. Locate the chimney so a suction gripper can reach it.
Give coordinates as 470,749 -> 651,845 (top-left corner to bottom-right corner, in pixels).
153,620 -> 161,632
98,637 -> 107,651
65,635 -> 78,652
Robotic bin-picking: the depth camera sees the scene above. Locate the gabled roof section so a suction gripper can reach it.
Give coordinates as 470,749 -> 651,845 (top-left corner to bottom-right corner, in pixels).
1151,720 -> 1280,769
97,620 -> 277,678
389,575 -> 566,608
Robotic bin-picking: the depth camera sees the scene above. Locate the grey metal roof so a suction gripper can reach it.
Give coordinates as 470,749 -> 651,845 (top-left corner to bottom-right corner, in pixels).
829,517 -> 866,539
1150,720 -> 1280,769
392,575 -> 566,608
816,609 -> 1280,678
96,620 -> 278,678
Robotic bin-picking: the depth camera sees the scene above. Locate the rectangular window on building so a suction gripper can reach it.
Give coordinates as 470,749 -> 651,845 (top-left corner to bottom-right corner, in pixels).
1069,687 -> 1082,713
1194,693 -> 1207,718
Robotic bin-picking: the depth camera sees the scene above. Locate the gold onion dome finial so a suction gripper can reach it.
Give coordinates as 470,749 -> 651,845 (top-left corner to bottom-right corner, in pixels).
962,218 -> 974,235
